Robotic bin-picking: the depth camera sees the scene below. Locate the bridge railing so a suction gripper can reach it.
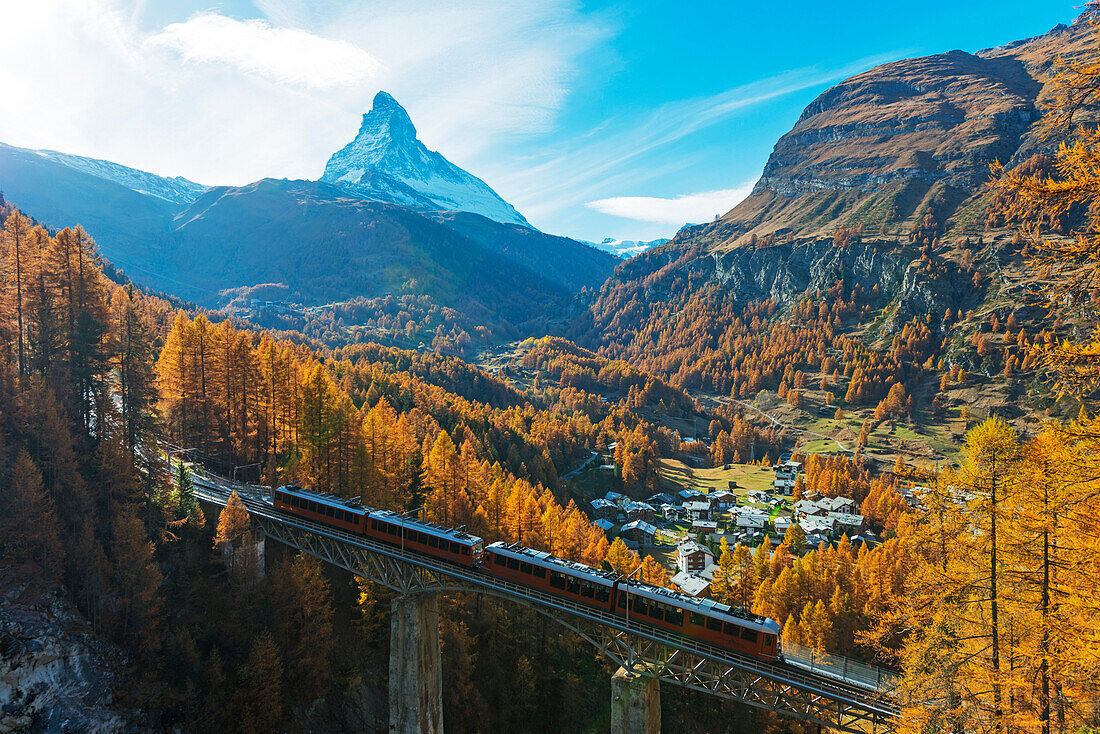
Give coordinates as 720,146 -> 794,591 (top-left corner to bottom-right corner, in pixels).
783,641 -> 899,692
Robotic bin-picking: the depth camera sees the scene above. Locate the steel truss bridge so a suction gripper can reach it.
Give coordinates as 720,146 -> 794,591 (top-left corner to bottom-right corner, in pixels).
189,470 -> 900,733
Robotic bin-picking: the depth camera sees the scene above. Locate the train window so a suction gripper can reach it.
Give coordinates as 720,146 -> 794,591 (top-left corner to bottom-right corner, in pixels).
389,524 -> 399,536
550,572 -> 566,590
690,612 -> 705,627
666,608 -> 684,626
533,566 -> 547,578
723,622 -> 737,637
580,581 -> 595,598
428,536 -> 438,548
493,554 -> 506,566
327,506 -> 335,518
461,547 -> 470,556
740,628 -> 758,644
520,562 -> 532,574
567,576 -> 581,594
595,585 -> 609,602
649,603 -> 663,620
370,519 -> 377,530
507,557 -> 519,570
764,635 -> 774,648
617,593 -> 627,609
706,617 -> 722,632
450,541 -> 460,554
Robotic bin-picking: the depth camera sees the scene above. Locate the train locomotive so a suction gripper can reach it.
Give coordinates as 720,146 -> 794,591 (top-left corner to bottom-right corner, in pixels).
272,484 -> 780,661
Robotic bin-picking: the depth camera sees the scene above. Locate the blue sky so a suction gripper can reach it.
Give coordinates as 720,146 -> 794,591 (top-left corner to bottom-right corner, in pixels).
0,1 -> 1078,241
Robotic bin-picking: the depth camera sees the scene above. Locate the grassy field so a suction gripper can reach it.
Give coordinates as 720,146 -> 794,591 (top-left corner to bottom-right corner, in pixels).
657,459 -> 775,496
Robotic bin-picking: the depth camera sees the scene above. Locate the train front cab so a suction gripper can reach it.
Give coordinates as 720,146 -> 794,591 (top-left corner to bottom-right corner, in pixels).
613,590 -> 778,660
684,611 -> 778,660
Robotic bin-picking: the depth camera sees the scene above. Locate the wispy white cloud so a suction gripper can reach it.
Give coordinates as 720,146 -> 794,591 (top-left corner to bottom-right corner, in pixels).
494,51 -> 907,229
146,13 -> 383,89
586,183 -> 755,225
0,0 -> 606,185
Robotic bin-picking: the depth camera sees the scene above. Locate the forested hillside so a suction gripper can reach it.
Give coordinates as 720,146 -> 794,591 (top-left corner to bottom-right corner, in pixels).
4,8 -> 1100,734
0,200 -> 719,729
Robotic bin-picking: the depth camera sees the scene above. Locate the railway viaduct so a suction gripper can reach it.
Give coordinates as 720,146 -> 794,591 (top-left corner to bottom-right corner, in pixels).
188,468 -> 900,734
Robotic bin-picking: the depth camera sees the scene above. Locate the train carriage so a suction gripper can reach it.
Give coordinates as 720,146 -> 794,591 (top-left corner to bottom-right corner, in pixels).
614,580 -> 780,659
485,542 -> 618,608
367,510 -> 484,568
483,541 -> 780,660
273,485 -> 370,533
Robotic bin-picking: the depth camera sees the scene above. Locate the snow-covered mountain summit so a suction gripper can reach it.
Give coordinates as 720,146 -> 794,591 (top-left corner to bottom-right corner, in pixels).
320,91 -> 530,227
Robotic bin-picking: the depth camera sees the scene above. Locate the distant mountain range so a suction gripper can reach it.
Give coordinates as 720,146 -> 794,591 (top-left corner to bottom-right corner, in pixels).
0,92 -> 616,327
587,237 -> 669,259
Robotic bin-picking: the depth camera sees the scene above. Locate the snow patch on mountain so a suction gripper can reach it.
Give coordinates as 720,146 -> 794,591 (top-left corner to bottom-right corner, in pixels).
29,148 -> 207,206
321,92 -> 530,228
588,237 -> 669,258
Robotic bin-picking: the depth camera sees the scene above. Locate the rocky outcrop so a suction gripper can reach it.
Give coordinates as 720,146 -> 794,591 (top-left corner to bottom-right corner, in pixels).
696,17 -> 1096,245
0,575 -> 138,733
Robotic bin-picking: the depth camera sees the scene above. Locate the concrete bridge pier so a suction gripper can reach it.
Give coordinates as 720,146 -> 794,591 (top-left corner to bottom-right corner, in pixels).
611,666 -> 661,734
389,593 -> 443,734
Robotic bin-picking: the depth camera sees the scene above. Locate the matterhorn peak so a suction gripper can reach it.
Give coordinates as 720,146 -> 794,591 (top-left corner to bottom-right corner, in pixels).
320,91 -> 530,228
354,91 -> 417,146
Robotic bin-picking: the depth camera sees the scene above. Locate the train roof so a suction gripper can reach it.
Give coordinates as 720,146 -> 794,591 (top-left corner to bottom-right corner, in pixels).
369,509 -> 483,546
487,542 -> 620,583
277,484 -> 371,513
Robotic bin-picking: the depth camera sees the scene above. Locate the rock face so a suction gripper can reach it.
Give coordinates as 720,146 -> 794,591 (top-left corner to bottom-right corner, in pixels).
0,576 -> 137,733
322,92 -> 530,228
698,17 -> 1096,245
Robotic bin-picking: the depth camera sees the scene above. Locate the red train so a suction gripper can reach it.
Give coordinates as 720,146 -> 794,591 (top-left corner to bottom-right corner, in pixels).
484,542 -> 780,659
272,485 -> 483,566
271,484 -> 780,661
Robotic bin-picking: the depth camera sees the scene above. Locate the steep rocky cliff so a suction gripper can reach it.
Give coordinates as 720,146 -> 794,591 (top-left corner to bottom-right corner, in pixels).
0,576 -> 139,732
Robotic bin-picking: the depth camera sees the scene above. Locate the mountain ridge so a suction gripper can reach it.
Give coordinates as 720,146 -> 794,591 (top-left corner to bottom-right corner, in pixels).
679,18 -> 1094,250
321,91 -> 530,227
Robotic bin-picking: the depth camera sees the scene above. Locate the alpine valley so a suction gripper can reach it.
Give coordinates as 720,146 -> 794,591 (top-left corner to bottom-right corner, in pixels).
2,8 -> 1100,734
